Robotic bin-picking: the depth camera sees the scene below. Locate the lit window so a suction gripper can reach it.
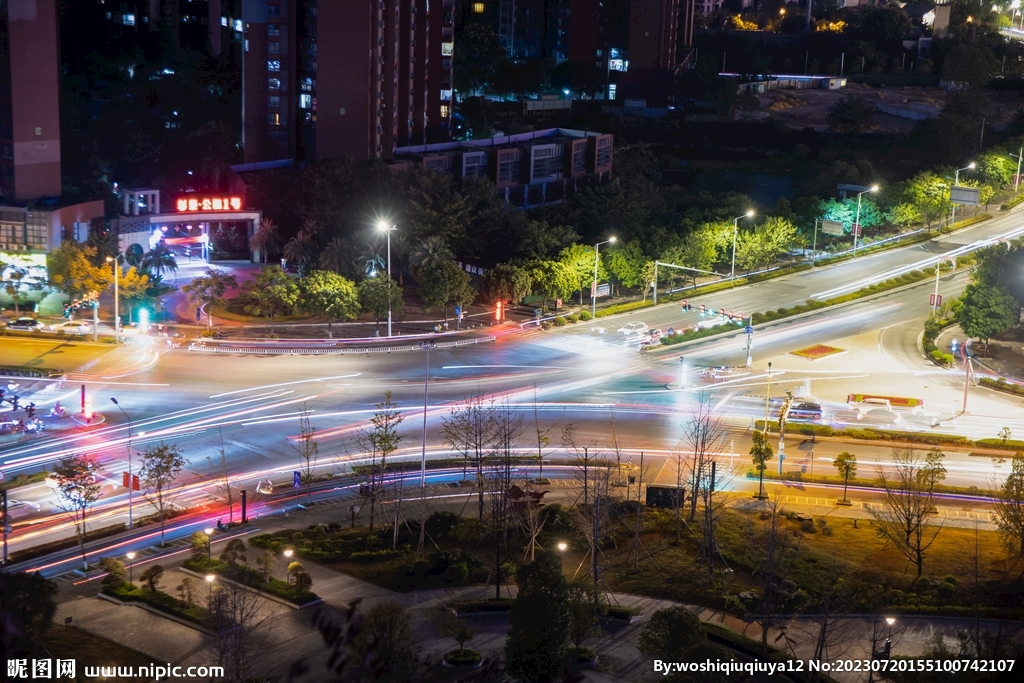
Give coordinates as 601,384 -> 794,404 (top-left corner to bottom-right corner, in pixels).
268,96 -> 281,108
268,24 -> 281,36
440,105 -> 450,118
234,19 -> 244,32
268,60 -> 281,72
269,113 -> 280,126
221,16 -> 228,27
301,77 -> 313,91
268,78 -> 281,89
473,2 -> 485,12
300,94 -> 312,109
123,13 -> 135,26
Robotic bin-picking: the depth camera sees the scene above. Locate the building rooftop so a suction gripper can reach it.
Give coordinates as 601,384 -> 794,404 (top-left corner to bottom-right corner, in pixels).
393,128 -> 609,157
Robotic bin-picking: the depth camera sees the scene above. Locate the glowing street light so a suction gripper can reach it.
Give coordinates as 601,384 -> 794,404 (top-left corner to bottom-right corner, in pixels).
731,210 -> 755,284
950,163 -> 976,227
204,527 -> 214,560
376,220 -> 397,337
852,186 -> 879,254
126,551 -> 136,585
592,237 -> 616,318
557,542 -> 568,551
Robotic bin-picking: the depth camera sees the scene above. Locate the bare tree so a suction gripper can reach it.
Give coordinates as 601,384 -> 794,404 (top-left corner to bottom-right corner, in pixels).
208,439 -> 237,525
441,393 -> 493,520
52,454 -> 103,570
745,495 -> 801,654
207,578 -> 278,682
562,422 -> 593,508
533,385 -> 559,483
870,448 -> 946,577
955,523 -> 988,658
487,400 -> 525,599
138,442 -> 187,545
354,391 -> 404,531
608,410 -> 625,486
683,396 -> 724,522
807,552 -> 856,682
993,452 -> 1024,559
628,451 -> 656,571
292,404 -> 319,505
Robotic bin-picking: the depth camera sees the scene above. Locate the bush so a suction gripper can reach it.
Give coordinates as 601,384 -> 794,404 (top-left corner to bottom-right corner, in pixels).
605,605 -> 641,620
578,310 -> 592,321
567,314 -> 579,323
106,583 -> 207,625
553,316 -> 567,326
348,549 -> 406,563
444,649 -> 482,666
941,353 -> 954,366
292,532 -> 304,540
574,647 -> 596,663
540,321 -> 552,330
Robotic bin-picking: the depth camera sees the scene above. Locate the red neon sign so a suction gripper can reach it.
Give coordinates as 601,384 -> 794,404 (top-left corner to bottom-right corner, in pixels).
175,196 -> 243,212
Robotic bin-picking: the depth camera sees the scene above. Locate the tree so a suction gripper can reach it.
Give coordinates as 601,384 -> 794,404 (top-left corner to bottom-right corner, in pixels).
348,600 -> 421,683
442,394 -> 494,519
139,564 -> 165,592
994,453 -> 1024,557
221,538 -> 248,567
430,606 -> 478,657
418,260 -> 475,324
116,265 -> 152,323
99,557 -> 128,588
299,270 -> 359,337
282,222 -> 319,274
527,259 -> 575,310
604,239 -> 646,289
827,95 -> 876,133
178,576 -> 199,607
208,441 -> 238,525
319,236 -> 350,275
746,495 -> 801,653
53,454 -> 103,570
250,218 -> 280,264
819,197 -> 885,232
833,452 -> 857,503
256,550 -> 277,582
942,44 -> 996,92
956,282 -> 1017,352
1,263 -> 28,314
293,404 -> 319,504
0,572 -> 59,656
871,448 -> 946,577
240,265 -> 299,334
558,243 -> 602,305
47,240 -> 111,298
140,243 -> 178,280
354,391 -> 404,530
638,606 -> 706,662
139,442 -> 187,546
887,203 -> 922,231
408,235 -> 454,281
481,262 -> 532,305
357,272 -> 404,336
750,430 -> 774,499
566,579 -> 603,653
505,550 -> 570,683
898,171 -> 950,228
182,269 -> 238,330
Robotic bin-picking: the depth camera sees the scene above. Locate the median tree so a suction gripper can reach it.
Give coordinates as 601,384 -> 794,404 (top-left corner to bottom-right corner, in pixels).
240,265 -> 299,334
53,454 -> 103,570
955,281 -> 1017,353
833,452 -> 858,503
292,404 -> 319,505
871,448 -> 947,577
357,272 -> 404,336
418,260 -> 475,325
750,429 -> 774,499
182,269 -> 238,329
299,269 -> 359,337
139,442 -> 188,546
354,391 -> 404,530
994,453 -> 1024,558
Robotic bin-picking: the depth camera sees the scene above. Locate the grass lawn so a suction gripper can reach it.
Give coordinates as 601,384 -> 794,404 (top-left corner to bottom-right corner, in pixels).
38,625 -> 154,670
0,337 -> 114,370
789,344 -> 846,360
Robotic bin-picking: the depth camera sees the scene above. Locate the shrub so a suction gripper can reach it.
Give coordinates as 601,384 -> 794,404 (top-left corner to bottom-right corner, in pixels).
941,353 -> 954,366
348,549 -> 406,563
605,605 -> 641,620
444,649 -> 482,666
292,532 -> 304,540
567,314 -> 579,323
540,321 -> 552,330
578,310 -> 592,321
553,316 -> 567,326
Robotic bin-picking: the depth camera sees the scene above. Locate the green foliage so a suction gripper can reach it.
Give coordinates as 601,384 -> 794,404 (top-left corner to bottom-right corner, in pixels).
239,265 -> 299,332
299,270 -> 359,330
139,564 -> 164,592
357,272 -> 404,331
527,259 -> 576,308
566,579 -> 604,650
955,281 -> 1017,345
638,606 -> 707,662
819,196 -> 884,232
106,582 -> 207,625
734,216 -> 799,271
481,262 -> 532,304
418,260 -> 476,322
182,269 -> 238,323
603,239 -> 647,289
827,95 -> 876,133
505,550 -> 571,682
578,310 -> 592,321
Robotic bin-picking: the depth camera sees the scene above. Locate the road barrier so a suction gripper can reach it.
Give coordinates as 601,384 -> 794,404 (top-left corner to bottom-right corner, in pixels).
187,336 -> 496,355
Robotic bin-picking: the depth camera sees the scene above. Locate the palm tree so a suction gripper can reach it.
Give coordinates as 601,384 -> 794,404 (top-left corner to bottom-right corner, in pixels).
319,236 -> 349,274
141,243 -> 178,280
409,236 -> 452,281
283,228 -> 315,273
357,242 -> 386,277
251,218 -> 281,264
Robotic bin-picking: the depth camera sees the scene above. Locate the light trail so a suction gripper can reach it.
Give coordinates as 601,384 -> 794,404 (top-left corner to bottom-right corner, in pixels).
208,373 -> 362,398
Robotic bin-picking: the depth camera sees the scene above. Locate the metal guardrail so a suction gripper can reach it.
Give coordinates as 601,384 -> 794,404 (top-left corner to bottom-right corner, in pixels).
188,336 -> 496,355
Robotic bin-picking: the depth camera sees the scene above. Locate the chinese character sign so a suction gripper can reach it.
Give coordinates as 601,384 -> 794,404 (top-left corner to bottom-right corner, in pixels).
175,196 -> 243,212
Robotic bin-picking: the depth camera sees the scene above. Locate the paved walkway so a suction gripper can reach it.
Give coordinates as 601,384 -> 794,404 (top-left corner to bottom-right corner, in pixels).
53,503 -> 1024,683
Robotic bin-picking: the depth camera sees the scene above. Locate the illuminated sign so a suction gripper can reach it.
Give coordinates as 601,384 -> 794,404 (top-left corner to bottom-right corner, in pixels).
175,196 -> 243,212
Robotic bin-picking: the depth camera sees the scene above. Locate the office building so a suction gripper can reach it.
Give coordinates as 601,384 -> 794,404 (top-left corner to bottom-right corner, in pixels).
1,0 -> 62,201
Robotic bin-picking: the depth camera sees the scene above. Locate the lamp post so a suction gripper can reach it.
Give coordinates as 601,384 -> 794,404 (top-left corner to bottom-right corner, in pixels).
105,256 -> 120,342
557,542 -> 568,551
109,397 -> 134,529
591,237 -> 616,318
852,185 -> 879,254
731,210 -> 755,285
1011,149 -> 1019,200
283,548 -> 294,583
950,163 -> 976,228
205,574 -> 215,600
884,616 -> 896,657
126,551 -> 136,585
204,527 -> 214,560
376,221 -> 397,337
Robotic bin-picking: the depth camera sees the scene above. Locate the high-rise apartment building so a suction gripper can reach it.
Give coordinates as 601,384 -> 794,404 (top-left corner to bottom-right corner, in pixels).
1,0 -> 62,201
83,1 -> 240,56
627,0 -> 678,70
241,0 -> 297,163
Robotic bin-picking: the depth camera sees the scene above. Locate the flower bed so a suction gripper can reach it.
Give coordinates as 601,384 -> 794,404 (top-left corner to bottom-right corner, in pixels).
790,344 -> 846,360
182,557 -> 319,605
847,394 -> 923,408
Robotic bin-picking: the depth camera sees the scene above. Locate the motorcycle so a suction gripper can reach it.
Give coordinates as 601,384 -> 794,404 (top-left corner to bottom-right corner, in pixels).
23,418 -> 44,433
50,404 -> 67,418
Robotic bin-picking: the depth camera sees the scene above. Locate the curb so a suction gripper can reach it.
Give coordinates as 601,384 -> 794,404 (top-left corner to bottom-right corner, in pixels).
97,591 -> 216,636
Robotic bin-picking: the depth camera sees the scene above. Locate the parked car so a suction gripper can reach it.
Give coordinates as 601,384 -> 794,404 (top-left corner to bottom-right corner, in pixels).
617,322 -> 649,337
5,317 -> 44,331
49,321 -> 92,334
787,402 -> 824,422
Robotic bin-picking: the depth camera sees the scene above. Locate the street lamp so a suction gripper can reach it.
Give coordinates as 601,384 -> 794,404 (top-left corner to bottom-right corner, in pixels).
731,211 -> 754,284
591,237 -> 616,318
852,186 -> 879,254
1009,150 -> 1023,199
109,397 -> 134,529
105,256 -> 120,343
376,221 -> 397,337
126,551 -> 136,585
884,616 -> 896,657
557,542 -> 568,551
205,574 -> 215,599
283,548 -> 294,583
204,527 -> 214,560
950,163 -> 976,228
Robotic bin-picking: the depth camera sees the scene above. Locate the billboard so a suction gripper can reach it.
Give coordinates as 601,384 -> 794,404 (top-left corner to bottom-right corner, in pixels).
646,485 -> 686,509
949,186 -> 980,206
821,220 -> 844,236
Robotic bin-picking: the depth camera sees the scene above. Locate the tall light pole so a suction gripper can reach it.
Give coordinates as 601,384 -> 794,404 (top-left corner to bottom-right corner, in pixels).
105,256 -> 120,342
950,163 -> 976,228
417,340 -> 437,558
377,221 -> 396,337
731,210 -> 754,285
591,237 -> 616,318
109,397 -> 134,529
1010,149 -> 1023,200
126,551 -> 136,585
205,527 -> 215,560
852,185 -> 879,254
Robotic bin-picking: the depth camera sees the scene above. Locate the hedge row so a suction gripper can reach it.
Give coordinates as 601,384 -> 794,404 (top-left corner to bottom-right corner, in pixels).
0,365 -> 65,378
105,583 -> 207,626
751,469 -> 995,498
9,523 -> 127,565
979,377 -> 1024,398
0,470 -> 49,491
755,420 -> 1019,450
183,556 -> 319,605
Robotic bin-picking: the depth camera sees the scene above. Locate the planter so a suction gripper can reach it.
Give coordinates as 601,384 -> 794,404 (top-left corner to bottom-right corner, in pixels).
442,649 -> 483,669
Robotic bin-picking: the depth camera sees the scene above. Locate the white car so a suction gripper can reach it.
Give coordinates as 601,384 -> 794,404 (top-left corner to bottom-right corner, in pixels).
49,321 -> 92,334
617,322 -> 649,337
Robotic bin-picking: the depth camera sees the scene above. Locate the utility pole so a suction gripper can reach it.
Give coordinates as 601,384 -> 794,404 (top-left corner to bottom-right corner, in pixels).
745,318 -> 754,368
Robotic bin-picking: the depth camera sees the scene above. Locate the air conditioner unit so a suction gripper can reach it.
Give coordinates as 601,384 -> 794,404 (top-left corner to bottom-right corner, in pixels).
0,243 -> 7,250
13,244 -> 27,251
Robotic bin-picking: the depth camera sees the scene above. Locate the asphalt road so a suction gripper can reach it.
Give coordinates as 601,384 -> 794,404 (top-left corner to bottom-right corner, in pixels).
3,209 -> 1024,568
